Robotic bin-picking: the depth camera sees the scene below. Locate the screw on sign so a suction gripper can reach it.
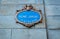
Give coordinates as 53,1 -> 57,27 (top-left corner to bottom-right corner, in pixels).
16,5 -> 43,28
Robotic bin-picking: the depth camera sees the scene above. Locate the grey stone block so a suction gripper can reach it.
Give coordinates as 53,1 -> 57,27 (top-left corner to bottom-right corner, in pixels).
47,16 -> 60,29
45,0 -> 60,5
45,5 -> 60,16
0,4 -> 45,29
12,29 -> 47,39
0,29 -> 11,39
12,29 -> 29,39
48,30 -> 60,39
29,29 -> 47,39
45,5 -> 60,29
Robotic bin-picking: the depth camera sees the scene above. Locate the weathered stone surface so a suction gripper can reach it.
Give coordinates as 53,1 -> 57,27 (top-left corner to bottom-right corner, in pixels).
45,0 -> 60,5
0,16 -> 27,28
0,5 -> 44,16
47,16 -> 60,29
0,4 -> 24,16
1,0 -> 43,4
48,30 -> 60,39
0,29 -> 11,39
45,5 -> 60,29
45,5 -> 60,16
12,29 -> 47,39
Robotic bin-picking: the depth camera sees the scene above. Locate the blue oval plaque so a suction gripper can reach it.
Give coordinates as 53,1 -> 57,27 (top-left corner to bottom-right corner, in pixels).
16,10 -> 41,24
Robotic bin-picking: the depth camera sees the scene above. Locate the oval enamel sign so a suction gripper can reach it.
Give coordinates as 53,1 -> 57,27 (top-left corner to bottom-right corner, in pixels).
16,10 -> 41,24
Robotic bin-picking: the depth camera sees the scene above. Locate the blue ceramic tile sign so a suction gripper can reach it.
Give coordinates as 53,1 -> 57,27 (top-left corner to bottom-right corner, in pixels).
16,10 -> 41,24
